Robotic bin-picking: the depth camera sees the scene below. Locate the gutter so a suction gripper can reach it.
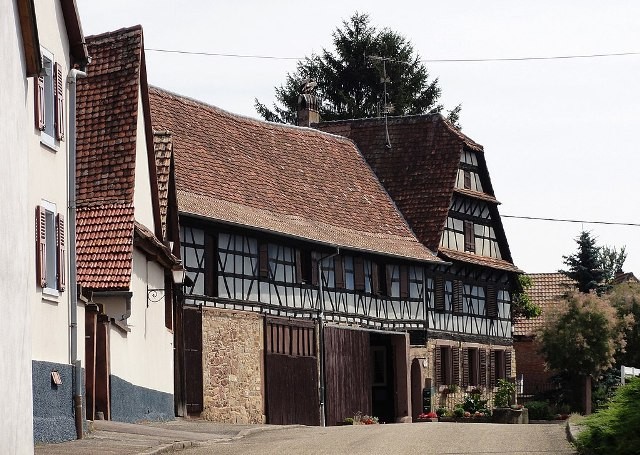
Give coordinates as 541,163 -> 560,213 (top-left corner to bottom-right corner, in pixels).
68,68 -> 86,439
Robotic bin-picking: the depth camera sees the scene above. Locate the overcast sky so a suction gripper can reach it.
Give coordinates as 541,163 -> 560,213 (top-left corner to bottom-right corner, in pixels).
76,1 -> 640,276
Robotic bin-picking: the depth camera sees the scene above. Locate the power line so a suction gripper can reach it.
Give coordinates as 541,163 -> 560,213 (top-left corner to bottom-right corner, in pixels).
145,47 -> 640,63
502,214 -> 640,227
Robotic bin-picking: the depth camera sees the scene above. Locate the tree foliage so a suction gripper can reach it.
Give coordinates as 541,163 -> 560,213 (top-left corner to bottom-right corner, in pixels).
537,292 -> 630,379
255,12 -> 460,125
607,282 -> 640,368
512,274 -> 542,319
599,245 -> 627,285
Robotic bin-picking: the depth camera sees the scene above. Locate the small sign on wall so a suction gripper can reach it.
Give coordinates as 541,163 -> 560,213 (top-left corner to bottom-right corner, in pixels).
51,370 -> 62,386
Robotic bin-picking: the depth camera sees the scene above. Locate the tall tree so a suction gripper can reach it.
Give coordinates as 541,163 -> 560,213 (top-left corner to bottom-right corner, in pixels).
255,12 -> 461,125
599,245 -> 627,285
560,231 -> 605,293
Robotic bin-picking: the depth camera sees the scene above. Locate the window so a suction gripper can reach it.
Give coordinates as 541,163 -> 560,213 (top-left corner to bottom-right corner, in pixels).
35,48 -> 64,147
490,349 -> 512,387
468,348 -> 480,386
36,202 -> 65,295
436,345 -> 459,386
463,220 -> 475,253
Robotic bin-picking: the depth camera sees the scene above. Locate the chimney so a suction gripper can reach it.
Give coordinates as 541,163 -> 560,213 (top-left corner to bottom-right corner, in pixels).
297,93 -> 320,127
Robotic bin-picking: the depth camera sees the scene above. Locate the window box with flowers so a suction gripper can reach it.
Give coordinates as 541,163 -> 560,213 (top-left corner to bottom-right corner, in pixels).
415,412 -> 438,422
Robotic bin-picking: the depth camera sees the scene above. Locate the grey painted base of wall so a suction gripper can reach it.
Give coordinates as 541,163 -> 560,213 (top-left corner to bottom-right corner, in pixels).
32,361 -> 77,443
110,375 -> 174,423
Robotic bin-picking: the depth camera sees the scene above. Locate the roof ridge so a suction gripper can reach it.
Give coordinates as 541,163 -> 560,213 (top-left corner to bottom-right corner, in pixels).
85,24 -> 143,42
148,86 -> 356,144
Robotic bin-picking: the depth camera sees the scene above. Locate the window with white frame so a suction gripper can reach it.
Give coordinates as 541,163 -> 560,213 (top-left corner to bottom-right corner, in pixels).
35,47 -> 64,147
36,201 -> 65,295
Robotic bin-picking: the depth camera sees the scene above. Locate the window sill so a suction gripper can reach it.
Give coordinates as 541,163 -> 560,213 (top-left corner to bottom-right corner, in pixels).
111,317 -> 131,334
40,134 -> 59,152
41,290 -> 59,304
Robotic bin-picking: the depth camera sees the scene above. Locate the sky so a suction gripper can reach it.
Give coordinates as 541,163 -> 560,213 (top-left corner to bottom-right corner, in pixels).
75,1 -> 640,276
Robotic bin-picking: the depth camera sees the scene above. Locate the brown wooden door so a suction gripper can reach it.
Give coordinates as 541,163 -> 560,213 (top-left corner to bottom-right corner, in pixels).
84,307 -> 98,420
95,315 -> 111,420
173,297 -> 187,417
324,326 -> 371,426
183,306 -> 203,414
265,317 -> 320,426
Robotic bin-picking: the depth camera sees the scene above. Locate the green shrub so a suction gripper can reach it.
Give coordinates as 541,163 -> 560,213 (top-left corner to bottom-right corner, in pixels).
576,377 -> 640,455
524,400 -> 554,420
462,393 -> 489,414
494,379 -> 515,408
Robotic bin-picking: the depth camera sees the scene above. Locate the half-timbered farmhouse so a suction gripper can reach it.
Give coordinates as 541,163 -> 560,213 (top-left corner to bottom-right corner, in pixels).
149,87 -> 455,425
314,109 -> 521,415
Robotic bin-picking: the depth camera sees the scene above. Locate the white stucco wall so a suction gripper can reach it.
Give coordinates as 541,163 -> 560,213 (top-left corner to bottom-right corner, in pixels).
0,1 -> 35,452
133,88 -> 156,232
28,0 -> 86,367
96,249 -> 173,394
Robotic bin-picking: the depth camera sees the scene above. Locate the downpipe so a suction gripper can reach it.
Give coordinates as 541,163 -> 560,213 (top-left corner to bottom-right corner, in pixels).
68,68 -> 86,439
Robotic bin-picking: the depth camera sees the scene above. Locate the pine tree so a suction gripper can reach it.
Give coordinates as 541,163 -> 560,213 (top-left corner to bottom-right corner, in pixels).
255,12 -> 461,125
560,231 -> 605,293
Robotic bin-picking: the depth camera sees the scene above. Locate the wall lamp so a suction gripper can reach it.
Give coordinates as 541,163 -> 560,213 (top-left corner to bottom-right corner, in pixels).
147,266 -> 187,304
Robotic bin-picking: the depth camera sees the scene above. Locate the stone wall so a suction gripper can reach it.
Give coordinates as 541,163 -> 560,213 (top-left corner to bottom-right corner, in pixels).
201,308 -> 265,423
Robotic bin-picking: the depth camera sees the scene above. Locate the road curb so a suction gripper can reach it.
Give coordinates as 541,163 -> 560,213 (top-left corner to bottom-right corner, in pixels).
140,440 -> 199,455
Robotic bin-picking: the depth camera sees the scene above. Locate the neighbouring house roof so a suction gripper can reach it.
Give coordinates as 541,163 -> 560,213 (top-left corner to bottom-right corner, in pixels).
315,114 -> 516,270
439,248 -> 521,273
76,26 -> 173,290
153,131 -> 172,239
610,271 -> 639,286
512,273 -> 576,337
148,88 -> 442,263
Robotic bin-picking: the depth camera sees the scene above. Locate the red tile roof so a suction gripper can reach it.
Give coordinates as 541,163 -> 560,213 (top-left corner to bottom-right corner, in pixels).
315,115 -> 516,269
148,88 -> 441,263
76,203 -> 134,290
76,26 -> 171,289
512,273 -> 576,337
153,131 -> 172,239
439,248 -> 521,273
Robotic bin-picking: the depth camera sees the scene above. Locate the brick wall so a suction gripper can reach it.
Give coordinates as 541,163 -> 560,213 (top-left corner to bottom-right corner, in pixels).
514,338 -> 554,395
201,308 -> 265,423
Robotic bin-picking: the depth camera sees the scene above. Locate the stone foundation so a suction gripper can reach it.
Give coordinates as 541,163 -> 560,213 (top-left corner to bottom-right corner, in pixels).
201,308 -> 265,423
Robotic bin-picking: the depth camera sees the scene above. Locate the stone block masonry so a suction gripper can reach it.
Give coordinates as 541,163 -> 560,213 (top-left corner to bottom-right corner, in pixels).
201,308 -> 265,424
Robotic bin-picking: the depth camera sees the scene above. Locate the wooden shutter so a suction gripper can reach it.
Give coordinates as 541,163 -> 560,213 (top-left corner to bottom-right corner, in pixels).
452,347 -> 460,385
486,284 -> 498,318
372,262 -> 380,294
35,76 -> 45,130
453,280 -> 464,314
295,250 -> 303,283
354,256 -> 365,291
463,170 -> 471,189
490,350 -> 497,387
462,347 -> 469,387
385,265 -> 392,297
35,206 -> 47,287
434,346 -> 442,387
434,276 -> 445,311
479,349 -> 487,387
54,62 -> 65,140
505,350 -> 513,378
464,220 -> 475,253
334,256 -> 344,289
56,213 -> 66,291
259,243 -> 269,279
399,265 -> 409,299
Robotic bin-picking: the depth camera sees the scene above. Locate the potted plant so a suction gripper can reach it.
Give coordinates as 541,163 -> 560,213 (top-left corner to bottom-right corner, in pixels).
416,411 -> 438,422
492,379 -> 528,424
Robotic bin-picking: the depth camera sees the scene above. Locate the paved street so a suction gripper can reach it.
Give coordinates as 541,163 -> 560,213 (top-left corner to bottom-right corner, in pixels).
185,422 -> 577,455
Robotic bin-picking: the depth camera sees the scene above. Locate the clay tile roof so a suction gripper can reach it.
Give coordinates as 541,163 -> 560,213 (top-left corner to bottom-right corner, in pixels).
315,115 -> 515,268
75,26 -> 148,290
76,203 -> 134,290
153,131 -> 172,238
512,273 -> 576,337
76,25 -> 143,207
148,88 -> 441,263
439,248 -> 521,273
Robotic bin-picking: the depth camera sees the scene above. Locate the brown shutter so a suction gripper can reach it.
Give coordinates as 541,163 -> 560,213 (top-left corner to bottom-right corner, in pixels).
259,243 -> 269,279
56,213 -> 66,291
399,265 -> 409,298
334,256 -> 344,289
505,350 -> 513,378
434,276 -> 445,311
36,206 -> 47,287
434,346 -> 442,387
462,347 -> 469,387
54,62 -> 65,140
486,285 -> 498,318
372,262 -> 380,294
452,347 -> 460,385
453,280 -> 464,314
385,265 -> 392,297
464,220 -> 475,253
354,256 -> 365,291
490,350 -> 497,387
311,252 -> 318,286
479,349 -> 487,387
463,170 -> 471,189
35,76 -> 45,130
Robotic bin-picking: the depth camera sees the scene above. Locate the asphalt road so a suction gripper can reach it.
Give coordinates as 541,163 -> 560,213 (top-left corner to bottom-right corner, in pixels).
185,422 -> 577,455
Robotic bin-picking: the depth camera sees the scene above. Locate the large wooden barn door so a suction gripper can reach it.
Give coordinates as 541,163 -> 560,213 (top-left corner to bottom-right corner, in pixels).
183,306 -> 203,415
324,326 -> 371,426
264,317 -> 320,425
